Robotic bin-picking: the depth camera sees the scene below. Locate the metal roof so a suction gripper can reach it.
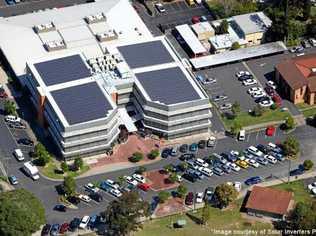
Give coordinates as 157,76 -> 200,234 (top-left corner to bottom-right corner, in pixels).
232,12 -> 272,35
51,82 -> 113,125
34,54 -> 91,86
135,67 -> 201,105
117,40 -> 175,69
175,24 -> 207,55
190,41 -> 287,69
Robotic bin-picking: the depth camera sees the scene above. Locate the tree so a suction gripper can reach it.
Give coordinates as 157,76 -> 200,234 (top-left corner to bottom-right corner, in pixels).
135,166 -> 146,175
284,116 -> 296,130
282,135 -> 300,157
177,184 -> 188,198
252,104 -> 264,117
231,101 -> 241,116
214,183 -> 238,208
4,100 -> 17,116
231,42 -> 240,50
0,189 -> 46,236
102,191 -> 150,236
129,152 -> 143,163
201,204 -> 211,225
178,162 -> 188,172
34,143 -> 51,166
117,176 -> 126,186
148,149 -> 159,160
74,157 -> 84,171
163,164 -> 174,173
63,176 -> 76,197
302,0 -> 312,20
290,201 -> 316,230
157,191 -> 171,203
60,162 -> 69,173
307,16 -> 316,36
168,172 -> 178,184
303,159 -> 314,170
216,19 -> 229,34
230,120 -> 242,136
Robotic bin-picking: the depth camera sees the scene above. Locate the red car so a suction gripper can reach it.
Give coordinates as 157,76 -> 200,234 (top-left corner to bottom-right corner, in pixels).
185,192 -> 194,205
59,223 -> 69,234
0,90 -> 8,98
264,86 -> 275,96
272,94 -> 282,106
192,16 -> 200,24
266,126 -> 276,136
138,183 -> 150,191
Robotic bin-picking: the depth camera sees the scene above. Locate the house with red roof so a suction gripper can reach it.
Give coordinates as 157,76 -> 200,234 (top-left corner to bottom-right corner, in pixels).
275,53 -> 316,105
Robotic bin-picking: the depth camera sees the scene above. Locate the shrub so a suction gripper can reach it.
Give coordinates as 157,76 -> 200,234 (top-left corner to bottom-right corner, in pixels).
60,162 -> 69,173
303,160 -> 314,170
129,152 -> 143,163
148,149 -> 159,160
270,103 -> 278,110
177,184 -> 187,198
157,191 -> 171,203
135,166 -> 146,174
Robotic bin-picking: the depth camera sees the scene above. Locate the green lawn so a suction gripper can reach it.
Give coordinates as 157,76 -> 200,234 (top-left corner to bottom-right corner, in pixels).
40,161 -> 89,179
222,109 -> 291,129
136,202 -> 275,236
312,6 -> 316,17
296,103 -> 316,118
271,180 -> 311,203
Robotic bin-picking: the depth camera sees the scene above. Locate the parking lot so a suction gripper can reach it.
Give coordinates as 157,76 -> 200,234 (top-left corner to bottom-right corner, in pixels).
137,1 -> 214,36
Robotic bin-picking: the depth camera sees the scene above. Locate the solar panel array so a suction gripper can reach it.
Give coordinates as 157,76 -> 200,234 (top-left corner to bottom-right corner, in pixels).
136,67 -> 201,105
51,82 -> 113,125
34,55 -> 91,86
117,41 -> 175,69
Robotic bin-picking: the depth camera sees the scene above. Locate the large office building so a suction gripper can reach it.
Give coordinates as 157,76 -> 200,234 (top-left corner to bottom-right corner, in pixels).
0,0 -> 212,158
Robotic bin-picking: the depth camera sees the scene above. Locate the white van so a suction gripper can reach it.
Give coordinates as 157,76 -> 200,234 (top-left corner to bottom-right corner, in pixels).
23,161 -> 40,180
238,130 -> 245,141
13,149 -> 24,161
5,115 -> 21,123
247,146 -> 263,157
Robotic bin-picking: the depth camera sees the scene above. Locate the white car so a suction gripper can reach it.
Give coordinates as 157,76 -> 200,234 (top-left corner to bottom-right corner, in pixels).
155,3 -> 166,13
198,167 -> 213,177
84,183 -> 99,193
259,99 -> 274,107
308,182 -> 316,191
252,91 -> 267,98
220,103 -> 232,110
312,188 -> 316,195
106,179 -> 120,189
264,154 -> 277,164
196,192 -> 204,203
5,115 -> 21,123
247,87 -> 263,95
236,71 -> 250,78
266,80 -> 277,89
202,77 -> 217,84
242,79 -> 257,86
195,158 -> 209,168
124,176 -> 138,186
79,216 -> 90,229
78,194 -> 91,203
245,158 -> 260,168
110,189 -> 122,198
227,181 -> 242,192
132,173 -> 146,183
13,149 -> 24,161
230,150 -> 239,157
227,162 -> 241,172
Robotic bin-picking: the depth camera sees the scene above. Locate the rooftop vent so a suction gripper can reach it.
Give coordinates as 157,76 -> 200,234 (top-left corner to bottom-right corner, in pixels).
44,40 -> 66,52
33,22 -> 55,34
85,13 -> 106,24
96,29 -> 118,42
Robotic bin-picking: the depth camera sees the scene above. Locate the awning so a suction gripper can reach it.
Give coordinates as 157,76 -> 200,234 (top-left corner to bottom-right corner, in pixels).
118,108 -> 138,132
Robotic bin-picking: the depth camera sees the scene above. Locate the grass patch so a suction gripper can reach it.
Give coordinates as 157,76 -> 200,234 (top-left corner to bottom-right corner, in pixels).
222,109 -> 291,129
271,180 -> 311,203
136,201 -> 274,236
296,103 -> 316,118
312,6 -> 316,17
40,161 -> 89,180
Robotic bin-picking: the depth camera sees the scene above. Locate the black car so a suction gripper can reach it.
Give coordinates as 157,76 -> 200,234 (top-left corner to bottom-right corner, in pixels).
69,218 -> 81,232
89,192 -> 103,202
17,138 -> 34,146
198,140 -> 206,149
179,153 -> 195,161
67,196 -> 80,205
179,144 -> 188,153
161,148 -> 170,158
41,224 -> 51,236
290,168 -> 304,176
182,173 -> 197,183
256,144 -> 268,154
54,204 -> 66,212
255,96 -> 270,103
238,74 -> 253,81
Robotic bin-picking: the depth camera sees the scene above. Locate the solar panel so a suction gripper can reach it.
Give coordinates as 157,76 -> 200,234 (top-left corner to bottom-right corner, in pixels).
136,67 -> 201,105
51,82 -> 113,125
34,55 -> 91,86
117,41 -> 175,69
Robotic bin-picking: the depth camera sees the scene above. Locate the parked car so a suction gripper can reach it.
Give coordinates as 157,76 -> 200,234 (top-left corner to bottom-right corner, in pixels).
84,183 -> 100,193
132,174 -> 146,183
137,183 -> 151,191
198,140 -> 206,149
236,160 -> 249,169
220,103 -> 232,110
213,94 -> 228,102
307,182 -> 316,191
124,176 -> 138,186
265,86 -> 275,96
207,136 -> 216,147
17,138 -> 34,146
247,87 -> 263,95
5,115 -> 21,123
213,167 -> 224,176
78,194 -> 91,203
182,173 -> 197,182
259,99 -> 274,107
302,40 -> 312,48
192,16 -> 200,24
236,71 -> 251,78
79,216 -> 90,229
266,126 -> 276,136
88,215 -> 98,229
256,156 -> 268,165
247,146 -> 263,157
227,162 -> 241,172
54,204 -> 66,212
204,187 -> 214,203
252,91 -> 267,98
256,144 -> 268,154
195,158 -> 209,168
196,192 -> 204,203
264,154 -> 277,164
89,192 -> 103,202
189,143 -> 198,152
155,3 -> 166,13
50,224 -> 60,236
110,189 -> 123,198
41,224 -> 51,236
266,80 -> 277,89
267,142 -> 283,154
59,223 -> 69,234
220,164 -> 232,173
198,166 -> 213,177
245,158 -> 260,168
105,179 -> 120,189
242,79 -> 257,86
270,151 -> 285,161
238,130 -> 246,141
179,144 -> 188,153
272,94 -> 282,106
161,148 -> 170,158
8,175 -> 18,185
170,146 -> 178,156
13,148 -> 24,161
180,153 -> 195,161
227,181 -> 242,192
69,218 -> 81,232
185,192 -> 194,205
290,168 -> 304,176
245,176 -> 262,185
309,38 -> 316,46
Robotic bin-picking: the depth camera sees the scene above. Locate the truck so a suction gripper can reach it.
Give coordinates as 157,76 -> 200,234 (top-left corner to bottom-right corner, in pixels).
23,161 -> 40,180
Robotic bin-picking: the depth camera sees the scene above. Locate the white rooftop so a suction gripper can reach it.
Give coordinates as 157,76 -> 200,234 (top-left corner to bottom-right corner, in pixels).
209,34 -> 233,50
175,24 -> 207,55
191,22 -> 214,35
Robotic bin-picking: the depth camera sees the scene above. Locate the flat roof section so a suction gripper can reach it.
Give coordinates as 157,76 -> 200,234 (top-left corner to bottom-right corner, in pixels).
117,41 -> 175,69
136,67 -> 201,105
51,82 -> 113,125
34,54 -> 91,86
